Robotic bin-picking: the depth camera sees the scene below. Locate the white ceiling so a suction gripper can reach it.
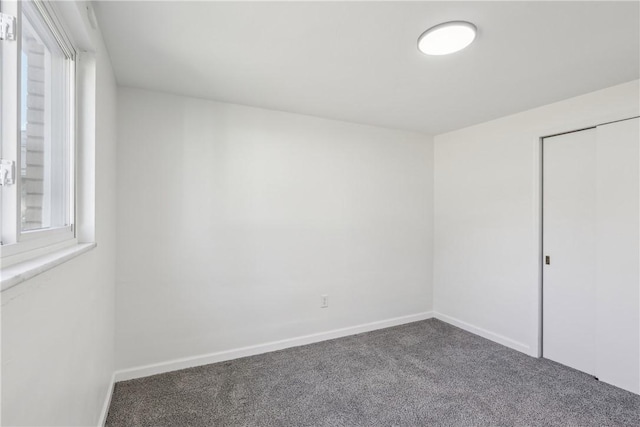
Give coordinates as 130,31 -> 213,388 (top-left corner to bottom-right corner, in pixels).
94,1 -> 640,135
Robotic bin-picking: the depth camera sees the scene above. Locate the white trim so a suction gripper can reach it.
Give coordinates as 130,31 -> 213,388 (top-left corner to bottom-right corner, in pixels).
98,372 -> 115,427
0,242 -> 96,290
434,312 -> 532,355
534,134 -> 544,358
1,0 -> 20,247
1,227 -> 75,261
1,235 -> 77,267
19,225 -> 73,242
114,311 -> 434,382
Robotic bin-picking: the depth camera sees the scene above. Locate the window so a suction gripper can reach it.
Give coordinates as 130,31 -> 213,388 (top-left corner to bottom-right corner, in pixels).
1,0 -> 76,262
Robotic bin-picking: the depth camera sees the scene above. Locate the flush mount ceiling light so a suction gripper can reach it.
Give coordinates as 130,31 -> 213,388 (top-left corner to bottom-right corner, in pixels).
418,21 -> 477,55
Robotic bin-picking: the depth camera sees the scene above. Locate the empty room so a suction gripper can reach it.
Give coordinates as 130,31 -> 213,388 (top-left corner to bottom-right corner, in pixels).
1,0 -> 639,426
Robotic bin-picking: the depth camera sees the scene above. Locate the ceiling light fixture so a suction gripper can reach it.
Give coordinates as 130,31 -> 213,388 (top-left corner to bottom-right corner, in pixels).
418,21 -> 477,55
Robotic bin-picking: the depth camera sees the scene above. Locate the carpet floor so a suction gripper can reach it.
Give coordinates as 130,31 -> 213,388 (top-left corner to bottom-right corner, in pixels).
106,319 -> 639,426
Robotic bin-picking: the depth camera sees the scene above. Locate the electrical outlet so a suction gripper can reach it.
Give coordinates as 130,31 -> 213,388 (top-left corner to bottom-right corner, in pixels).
321,294 -> 328,308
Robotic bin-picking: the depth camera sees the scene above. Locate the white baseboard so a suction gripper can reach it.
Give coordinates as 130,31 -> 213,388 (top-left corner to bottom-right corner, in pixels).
98,372 -> 116,427
434,312 -> 531,355
114,311 -> 434,382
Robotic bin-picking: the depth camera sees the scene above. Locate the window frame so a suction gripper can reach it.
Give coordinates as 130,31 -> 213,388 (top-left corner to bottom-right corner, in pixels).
1,0 -> 77,265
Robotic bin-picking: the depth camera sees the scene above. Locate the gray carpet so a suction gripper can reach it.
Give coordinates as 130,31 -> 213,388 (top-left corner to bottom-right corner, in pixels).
106,319 -> 640,426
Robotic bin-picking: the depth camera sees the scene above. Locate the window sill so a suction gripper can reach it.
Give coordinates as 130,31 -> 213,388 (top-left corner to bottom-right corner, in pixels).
1,242 -> 97,291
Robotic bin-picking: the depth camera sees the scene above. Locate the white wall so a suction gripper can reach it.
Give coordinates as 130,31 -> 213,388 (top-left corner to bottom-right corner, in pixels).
433,80 -> 640,357
116,87 -> 434,371
1,3 -> 118,426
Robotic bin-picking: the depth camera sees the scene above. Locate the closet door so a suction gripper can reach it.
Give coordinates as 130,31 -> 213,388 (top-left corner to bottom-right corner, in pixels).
595,118 -> 639,394
543,129 -> 597,375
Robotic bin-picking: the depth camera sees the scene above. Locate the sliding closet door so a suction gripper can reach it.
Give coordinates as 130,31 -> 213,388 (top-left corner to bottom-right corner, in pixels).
543,118 -> 639,394
595,118 -> 639,394
543,129 -> 597,375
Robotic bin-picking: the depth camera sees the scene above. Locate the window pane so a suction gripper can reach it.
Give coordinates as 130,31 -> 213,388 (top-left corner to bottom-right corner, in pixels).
21,4 -> 71,232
